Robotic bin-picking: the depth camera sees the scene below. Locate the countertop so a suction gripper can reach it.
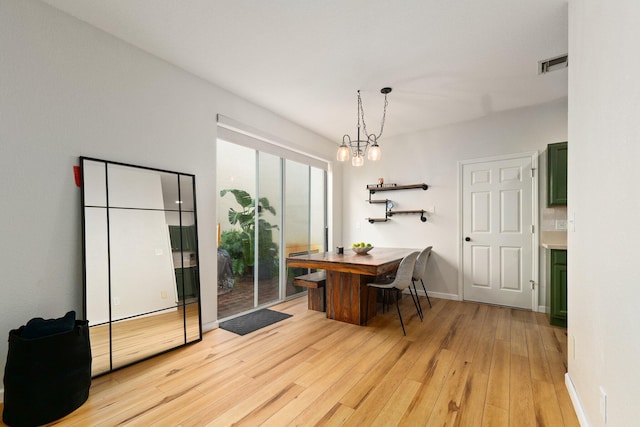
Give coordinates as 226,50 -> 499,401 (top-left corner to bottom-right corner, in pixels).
541,231 -> 567,250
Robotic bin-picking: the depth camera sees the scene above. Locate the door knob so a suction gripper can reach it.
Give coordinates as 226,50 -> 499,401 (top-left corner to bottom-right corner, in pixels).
465,237 -> 471,242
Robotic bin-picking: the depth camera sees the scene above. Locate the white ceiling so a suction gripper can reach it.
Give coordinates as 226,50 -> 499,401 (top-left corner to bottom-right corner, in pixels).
40,0 -> 568,144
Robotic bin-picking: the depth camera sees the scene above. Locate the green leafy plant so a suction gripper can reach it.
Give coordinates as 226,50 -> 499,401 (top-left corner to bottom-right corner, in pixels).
219,229 -> 247,276
219,188 -> 279,278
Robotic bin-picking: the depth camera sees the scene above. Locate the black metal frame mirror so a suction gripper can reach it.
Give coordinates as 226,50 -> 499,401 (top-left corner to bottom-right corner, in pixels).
80,157 -> 202,376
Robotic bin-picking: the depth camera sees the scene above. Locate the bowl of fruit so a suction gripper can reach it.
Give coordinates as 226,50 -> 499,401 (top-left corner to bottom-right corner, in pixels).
352,242 -> 373,255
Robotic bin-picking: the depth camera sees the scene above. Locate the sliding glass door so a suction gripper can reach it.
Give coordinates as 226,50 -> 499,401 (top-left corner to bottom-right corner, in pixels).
257,152 -> 281,306
284,160 -> 327,297
217,140 -> 326,319
217,141 -> 258,319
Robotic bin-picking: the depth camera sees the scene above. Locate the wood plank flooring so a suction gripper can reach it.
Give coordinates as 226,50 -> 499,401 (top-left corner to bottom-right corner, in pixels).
0,296 -> 579,426
90,302 -> 200,376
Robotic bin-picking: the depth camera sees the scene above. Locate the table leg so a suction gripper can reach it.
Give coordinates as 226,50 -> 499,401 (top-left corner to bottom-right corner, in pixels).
325,271 -> 377,325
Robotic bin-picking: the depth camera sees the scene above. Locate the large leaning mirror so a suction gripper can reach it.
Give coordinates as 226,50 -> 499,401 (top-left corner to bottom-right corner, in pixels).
80,157 -> 202,376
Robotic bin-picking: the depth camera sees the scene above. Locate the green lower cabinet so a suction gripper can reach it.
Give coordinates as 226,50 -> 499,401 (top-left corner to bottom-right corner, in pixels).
549,249 -> 567,327
175,266 -> 198,300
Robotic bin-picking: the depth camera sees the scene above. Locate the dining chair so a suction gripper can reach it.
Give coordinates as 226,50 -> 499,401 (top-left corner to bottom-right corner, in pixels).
412,247 -> 433,317
367,251 -> 419,335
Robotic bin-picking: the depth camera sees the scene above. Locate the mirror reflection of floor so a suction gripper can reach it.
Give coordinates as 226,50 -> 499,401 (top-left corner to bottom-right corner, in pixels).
89,303 -> 200,376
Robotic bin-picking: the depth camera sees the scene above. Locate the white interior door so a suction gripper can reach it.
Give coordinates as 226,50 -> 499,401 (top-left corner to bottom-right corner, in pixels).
460,153 -> 537,309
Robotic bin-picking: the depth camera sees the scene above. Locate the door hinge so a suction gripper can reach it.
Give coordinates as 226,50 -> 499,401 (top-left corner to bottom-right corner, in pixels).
530,280 -> 535,290
531,224 -> 535,233
530,168 -> 535,178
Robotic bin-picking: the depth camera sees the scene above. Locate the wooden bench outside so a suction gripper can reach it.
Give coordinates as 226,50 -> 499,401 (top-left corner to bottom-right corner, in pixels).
294,271 -> 326,312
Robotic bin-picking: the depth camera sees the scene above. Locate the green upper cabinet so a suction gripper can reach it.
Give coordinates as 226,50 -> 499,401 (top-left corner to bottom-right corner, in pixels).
547,142 -> 568,206
168,225 -> 197,252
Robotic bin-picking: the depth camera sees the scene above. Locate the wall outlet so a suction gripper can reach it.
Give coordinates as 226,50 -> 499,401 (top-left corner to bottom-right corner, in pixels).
555,219 -> 568,230
600,387 -> 607,423
161,291 -> 167,299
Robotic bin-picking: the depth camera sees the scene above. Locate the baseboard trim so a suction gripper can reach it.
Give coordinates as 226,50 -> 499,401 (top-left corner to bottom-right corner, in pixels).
565,373 -> 589,426
202,320 -> 219,333
427,291 -> 460,301
538,305 -> 548,313
404,289 -> 460,301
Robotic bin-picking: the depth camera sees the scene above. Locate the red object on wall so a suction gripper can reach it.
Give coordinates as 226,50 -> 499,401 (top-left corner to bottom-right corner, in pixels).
73,166 -> 81,187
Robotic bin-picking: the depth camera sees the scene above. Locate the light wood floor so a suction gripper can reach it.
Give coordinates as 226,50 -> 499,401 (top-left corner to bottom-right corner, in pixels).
1,296 -> 578,426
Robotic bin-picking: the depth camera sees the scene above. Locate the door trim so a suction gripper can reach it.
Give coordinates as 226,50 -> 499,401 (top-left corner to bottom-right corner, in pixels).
457,151 -> 539,311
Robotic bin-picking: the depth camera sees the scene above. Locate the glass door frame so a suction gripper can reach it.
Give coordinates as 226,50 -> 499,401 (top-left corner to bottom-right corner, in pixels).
216,139 -> 328,319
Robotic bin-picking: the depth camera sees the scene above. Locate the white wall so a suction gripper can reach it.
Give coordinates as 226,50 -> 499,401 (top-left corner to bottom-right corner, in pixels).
342,98 -> 567,303
0,0 -> 337,389
567,1 -> 640,425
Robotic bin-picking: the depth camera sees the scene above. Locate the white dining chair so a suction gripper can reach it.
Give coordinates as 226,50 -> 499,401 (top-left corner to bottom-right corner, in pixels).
367,251 -> 419,335
412,246 -> 433,319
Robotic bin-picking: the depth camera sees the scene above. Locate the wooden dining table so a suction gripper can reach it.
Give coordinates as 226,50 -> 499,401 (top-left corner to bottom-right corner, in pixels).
286,247 -> 417,325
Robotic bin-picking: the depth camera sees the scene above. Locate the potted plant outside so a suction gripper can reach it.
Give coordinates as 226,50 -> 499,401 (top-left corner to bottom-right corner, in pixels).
219,188 -> 279,280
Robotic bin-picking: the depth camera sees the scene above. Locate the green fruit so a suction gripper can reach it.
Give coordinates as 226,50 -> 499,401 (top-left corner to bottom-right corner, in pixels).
366,243 -> 372,247
360,242 -> 365,247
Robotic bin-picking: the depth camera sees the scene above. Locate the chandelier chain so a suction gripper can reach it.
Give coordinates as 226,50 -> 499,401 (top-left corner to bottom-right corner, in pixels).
359,91 -> 389,141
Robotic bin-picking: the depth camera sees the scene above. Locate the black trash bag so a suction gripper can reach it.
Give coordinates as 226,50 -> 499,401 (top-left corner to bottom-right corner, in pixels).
217,248 -> 235,292
3,312 -> 92,427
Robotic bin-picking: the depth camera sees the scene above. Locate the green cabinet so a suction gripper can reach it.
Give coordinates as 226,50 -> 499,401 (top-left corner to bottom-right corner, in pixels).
547,142 -> 568,206
175,266 -> 198,300
548,249 -> 567,327
169,225 -> 197,252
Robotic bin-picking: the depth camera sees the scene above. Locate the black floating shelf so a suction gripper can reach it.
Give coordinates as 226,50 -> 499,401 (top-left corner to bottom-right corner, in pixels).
367,218 -> 389,223
387,209 -> 428,222
367,199 -> 388,204
366,183 -> 398,189
367,183 -> 428,193
387,209 -> 425,215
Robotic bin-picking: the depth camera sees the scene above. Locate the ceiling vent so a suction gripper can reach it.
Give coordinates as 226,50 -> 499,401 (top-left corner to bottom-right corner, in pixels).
538,54 -> 568,74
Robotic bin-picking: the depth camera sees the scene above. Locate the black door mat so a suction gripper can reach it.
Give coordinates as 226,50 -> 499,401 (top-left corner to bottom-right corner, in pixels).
219,309 -> 292,336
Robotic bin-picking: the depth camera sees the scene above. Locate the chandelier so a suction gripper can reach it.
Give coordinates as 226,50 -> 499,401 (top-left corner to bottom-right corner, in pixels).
336,87 -> 392,167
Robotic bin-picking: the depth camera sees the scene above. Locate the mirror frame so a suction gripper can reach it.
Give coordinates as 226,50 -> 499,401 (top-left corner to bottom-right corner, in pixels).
80,157 -> 202,376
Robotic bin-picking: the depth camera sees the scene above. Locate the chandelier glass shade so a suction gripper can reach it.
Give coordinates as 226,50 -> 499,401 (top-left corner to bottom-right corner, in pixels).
337,87 -> 391,167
